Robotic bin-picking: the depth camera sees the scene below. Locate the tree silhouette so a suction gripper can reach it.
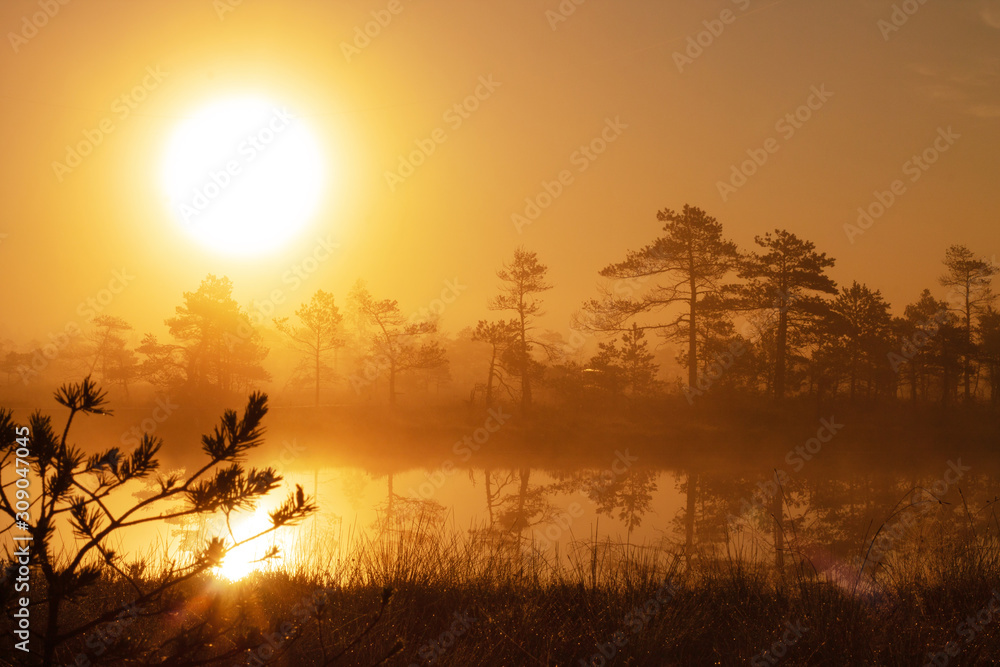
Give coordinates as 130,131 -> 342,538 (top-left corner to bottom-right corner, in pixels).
139,275 -> 270,397
587,340 -> 627,397
2,350 -> 33,385
274,290 -> 345,407
471,319 -> 519,407
86,315 -> 137,397
478,468 -> 519,529
889,289 -> 959,404
939,245 -> 997,401
349,282 -> 447,405
588,323 -> 660,397
0,377 -> 315,665
493,467 -> 557,536
583,205 -> 739,390
586,468 -> 657,537
978,308 -> 1000,406
737,230 -> 837,399
489,248 -> 552,412
818,282 -> 894,400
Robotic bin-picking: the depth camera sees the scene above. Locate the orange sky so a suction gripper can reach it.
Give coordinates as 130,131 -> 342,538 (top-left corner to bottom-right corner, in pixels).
2,0 -> 998,348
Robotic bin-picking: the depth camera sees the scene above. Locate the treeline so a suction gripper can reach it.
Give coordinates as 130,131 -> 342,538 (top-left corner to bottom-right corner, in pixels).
3,204 -> 997,409
573,206 -> 997,408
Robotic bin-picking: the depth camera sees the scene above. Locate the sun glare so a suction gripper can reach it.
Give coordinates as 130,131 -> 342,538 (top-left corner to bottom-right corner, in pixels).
161,96 -> 326,256
213,508 -> 283,582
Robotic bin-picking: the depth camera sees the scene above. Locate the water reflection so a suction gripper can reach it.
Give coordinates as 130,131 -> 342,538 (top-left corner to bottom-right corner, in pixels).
167,456 -> 994,583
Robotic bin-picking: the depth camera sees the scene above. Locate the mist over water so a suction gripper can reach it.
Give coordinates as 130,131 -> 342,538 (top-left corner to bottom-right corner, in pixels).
3,1 -> 999,663
31,396 -> 997,587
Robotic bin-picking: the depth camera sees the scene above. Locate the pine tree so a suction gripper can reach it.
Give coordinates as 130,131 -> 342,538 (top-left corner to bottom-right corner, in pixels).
939,245 -> 997,401
275,290 -> 344,406
349,282 -> 447,405
582,205 -> 738,390
737,230 -> 837,399
489,248 -> 552,412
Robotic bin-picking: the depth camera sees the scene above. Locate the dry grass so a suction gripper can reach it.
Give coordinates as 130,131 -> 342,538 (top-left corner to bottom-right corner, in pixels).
7,506 -> 999,667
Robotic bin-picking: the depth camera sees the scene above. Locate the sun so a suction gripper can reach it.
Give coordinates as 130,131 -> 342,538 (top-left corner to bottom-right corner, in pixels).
213,507 -> 283,582
161,96 -> 326,256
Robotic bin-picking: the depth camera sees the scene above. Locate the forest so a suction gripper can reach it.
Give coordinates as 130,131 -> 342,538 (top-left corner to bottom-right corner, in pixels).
4,206 -> 998,419
4,0 -> 999,663
3,206 -> 999,667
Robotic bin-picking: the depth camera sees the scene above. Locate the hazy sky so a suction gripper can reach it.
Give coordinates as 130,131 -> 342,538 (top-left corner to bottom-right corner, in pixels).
2,0 -> 998,347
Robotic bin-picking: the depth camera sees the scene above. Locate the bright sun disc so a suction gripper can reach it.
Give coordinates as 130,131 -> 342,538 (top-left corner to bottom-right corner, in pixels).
213,508 -> 281,581
162,97 -> 325,256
